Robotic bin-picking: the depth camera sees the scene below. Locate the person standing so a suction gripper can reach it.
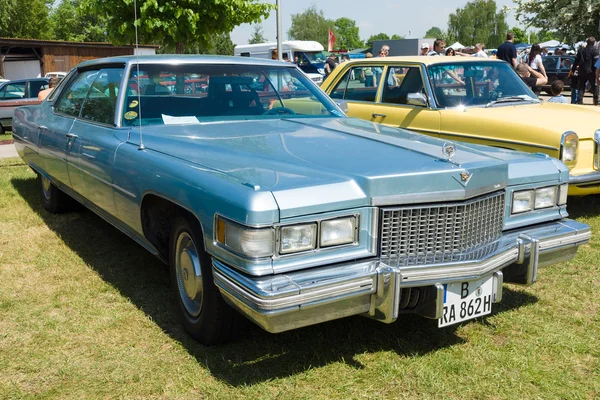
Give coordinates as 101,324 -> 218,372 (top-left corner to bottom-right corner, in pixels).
420,43 -> 430,56
573,37 -> 599,105
526,44 -> 547,79
324,53 -> 337,77
427,39 -> 446,56
497,32 -> 517,68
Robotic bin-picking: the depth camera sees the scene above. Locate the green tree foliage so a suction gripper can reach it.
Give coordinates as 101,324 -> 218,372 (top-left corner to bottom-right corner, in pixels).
515,0 -> 599,45
531,30 -> 560,44
82,0 -> 273,53
511,26 -> 528,44
447,0 -> 508,48
249,24 -> 267,44
332,17 -> 363,50
0,0 -> 53,39
51,0 -> 107,42
425,27 -> 443,38
391,34 -> 404,40
213,33 -> 236,55
287,5 -> 332,48
365,33 -> 390,51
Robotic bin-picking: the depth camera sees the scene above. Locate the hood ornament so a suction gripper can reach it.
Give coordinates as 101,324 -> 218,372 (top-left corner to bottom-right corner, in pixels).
460,171 -> 470,181
442,142 -> 456,161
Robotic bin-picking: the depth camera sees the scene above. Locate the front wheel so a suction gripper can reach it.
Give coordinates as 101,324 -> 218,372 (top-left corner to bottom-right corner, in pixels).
169,216 -> 246,345
39,174 -> 75,213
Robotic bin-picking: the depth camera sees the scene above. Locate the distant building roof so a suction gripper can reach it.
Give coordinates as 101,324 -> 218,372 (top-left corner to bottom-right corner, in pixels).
0,37 -> 159,49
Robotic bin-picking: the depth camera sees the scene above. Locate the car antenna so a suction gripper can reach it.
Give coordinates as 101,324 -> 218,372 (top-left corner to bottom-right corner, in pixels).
134,0 -> 145,151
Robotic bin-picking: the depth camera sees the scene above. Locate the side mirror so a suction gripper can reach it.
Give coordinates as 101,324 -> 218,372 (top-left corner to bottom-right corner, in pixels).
407,92 -> 427,107
335,100 -> 349,113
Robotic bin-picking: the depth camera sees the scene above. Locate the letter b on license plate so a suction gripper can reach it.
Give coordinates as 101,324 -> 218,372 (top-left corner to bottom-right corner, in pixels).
439,276 -> 493,327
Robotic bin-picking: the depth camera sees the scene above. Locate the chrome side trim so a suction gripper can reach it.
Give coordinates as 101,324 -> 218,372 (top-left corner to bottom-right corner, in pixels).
430,130 -> 559,152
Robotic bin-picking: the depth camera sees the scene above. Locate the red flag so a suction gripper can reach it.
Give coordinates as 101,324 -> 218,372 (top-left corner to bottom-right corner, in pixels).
328,28 -> 336,52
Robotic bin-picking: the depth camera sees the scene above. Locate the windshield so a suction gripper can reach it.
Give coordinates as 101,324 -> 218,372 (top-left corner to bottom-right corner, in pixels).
122,63 -> 342,126
427,61 -> 538,108
303,51 -> 327,64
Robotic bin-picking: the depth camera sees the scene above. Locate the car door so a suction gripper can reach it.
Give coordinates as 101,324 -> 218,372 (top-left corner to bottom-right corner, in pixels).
327,64 -> 381,121
67,67 -> 127,216
40,70 -> 99,187
368,65 -> 440,136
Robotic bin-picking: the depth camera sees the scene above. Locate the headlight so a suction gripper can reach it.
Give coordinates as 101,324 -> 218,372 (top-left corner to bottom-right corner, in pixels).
558,184 -> 569,205
512,190 -> 534,214
560,131 -> 578,167
317,68 -> 325,75
535,186 -> 557,209
215,216 -> 274,258
594,129 -> 600,170
280,223 -> 317,254
320,217 -> 357,247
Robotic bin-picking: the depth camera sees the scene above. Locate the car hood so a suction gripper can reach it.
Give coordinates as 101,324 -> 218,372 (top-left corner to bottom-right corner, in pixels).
449,102 -> 600,139
134,118 -> 564,217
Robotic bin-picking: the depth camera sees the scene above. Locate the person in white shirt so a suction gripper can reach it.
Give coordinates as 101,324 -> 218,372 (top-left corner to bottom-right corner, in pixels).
427,39 -> 445,56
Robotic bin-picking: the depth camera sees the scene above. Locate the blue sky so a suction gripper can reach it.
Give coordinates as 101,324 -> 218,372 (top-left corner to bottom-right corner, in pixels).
231,0 -> 520,46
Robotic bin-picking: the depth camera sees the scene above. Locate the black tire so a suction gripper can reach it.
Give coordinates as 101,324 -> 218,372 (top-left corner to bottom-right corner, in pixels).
169,216 -> 246,345
0,124 -> 5,135
38,174 -> 75,213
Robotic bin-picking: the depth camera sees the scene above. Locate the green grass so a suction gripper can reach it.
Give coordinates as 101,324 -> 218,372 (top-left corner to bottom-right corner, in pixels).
0,132 -> 11,142
1,157 -> 599,399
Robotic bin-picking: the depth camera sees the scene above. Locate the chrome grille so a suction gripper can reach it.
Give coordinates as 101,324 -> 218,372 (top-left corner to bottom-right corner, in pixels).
380,191 -> 505,266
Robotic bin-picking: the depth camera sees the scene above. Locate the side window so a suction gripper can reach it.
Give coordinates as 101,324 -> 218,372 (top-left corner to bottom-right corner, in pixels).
4,83 -> 26,100
54,70 -> 100,117
335,66 -> 380,102
381,66 -> 424,105
80,68 -> 124,125
29,80 -> 48,98
329,69 -> 351,99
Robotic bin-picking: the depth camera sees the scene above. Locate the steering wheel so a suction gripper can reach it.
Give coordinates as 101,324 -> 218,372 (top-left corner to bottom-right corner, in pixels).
263,107 -> 296,116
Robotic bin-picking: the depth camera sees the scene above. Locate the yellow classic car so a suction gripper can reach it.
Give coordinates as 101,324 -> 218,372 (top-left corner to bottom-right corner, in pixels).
322,57 -> 600,196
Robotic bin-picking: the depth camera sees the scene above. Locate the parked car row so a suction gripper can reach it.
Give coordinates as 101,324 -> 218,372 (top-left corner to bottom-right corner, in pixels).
0,78 -> 48,134
11,55 -> 592,345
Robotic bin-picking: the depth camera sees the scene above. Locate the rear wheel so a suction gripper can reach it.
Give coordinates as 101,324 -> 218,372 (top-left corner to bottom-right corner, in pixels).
169,216 -> 245,345
39,174 -> 75,213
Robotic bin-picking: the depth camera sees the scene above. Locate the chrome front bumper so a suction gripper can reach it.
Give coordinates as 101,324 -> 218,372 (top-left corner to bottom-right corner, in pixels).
569,170 -> 600,186
213,219 -> 590,333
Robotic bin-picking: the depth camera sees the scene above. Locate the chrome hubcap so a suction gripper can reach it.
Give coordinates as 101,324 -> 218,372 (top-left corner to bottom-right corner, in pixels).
41,176 -> 52,201
175,231 -> 203,317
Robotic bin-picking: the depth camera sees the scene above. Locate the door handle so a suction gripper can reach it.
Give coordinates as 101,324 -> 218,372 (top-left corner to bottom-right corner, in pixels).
65,133 -> 78,139
372,113 -> 387,118
38,125 -> 48,130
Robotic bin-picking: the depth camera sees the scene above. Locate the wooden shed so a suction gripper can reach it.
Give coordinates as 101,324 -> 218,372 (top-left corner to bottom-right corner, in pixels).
0,38 -> 158,80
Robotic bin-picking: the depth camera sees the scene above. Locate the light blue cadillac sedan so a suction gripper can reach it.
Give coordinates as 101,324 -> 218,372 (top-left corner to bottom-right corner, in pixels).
12,55 -> 590,345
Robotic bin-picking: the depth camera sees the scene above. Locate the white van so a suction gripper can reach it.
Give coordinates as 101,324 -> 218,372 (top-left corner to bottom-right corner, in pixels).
234,41 -> 326,85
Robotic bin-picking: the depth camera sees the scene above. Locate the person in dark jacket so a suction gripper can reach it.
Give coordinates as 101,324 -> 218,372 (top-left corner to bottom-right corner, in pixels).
573,37 -> 599,105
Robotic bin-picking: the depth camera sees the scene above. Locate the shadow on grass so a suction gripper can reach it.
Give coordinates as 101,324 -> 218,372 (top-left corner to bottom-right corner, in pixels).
566,195 -> 600,219
12,175 -> 538,386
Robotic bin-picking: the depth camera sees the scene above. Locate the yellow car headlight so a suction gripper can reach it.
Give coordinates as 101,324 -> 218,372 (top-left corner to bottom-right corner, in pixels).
560,131 -> 578,168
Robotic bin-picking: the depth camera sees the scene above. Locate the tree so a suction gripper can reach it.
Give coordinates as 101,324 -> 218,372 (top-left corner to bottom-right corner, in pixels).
249,24 -> 267,44
51,0 -> 107,42
365,33 -> 390,51
0,0 -> 53,39
511,26 -> 528,44
287,5 -> 332,48
332,17 -> 363,50
391,34 -> 404,40
213,33 -> 236,55
515,0 -> 599,46
447,0 -> 508,48
82,0 -> 274,53
425,27 -> 443,38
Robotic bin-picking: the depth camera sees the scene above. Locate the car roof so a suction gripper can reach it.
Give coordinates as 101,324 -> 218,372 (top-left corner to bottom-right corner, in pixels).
76,54 -> 298,69
342,56 -> 507,65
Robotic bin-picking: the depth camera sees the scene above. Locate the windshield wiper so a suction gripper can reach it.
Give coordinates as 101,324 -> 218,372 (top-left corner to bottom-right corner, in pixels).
485,96 -> 539,108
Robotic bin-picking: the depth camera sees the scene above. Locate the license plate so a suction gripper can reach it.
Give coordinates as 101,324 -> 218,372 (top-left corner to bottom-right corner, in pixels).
439,276 -> 493,327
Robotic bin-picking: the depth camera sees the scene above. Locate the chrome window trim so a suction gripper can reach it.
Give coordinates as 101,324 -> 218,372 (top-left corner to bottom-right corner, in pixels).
594,129 -> 600,170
